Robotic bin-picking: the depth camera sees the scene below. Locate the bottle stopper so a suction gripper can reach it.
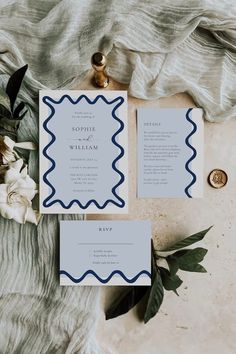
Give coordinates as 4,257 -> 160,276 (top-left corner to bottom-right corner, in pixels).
91,52 -> 109,88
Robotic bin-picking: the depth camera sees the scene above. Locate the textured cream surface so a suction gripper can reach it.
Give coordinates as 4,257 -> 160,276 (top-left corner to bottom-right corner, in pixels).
82,75 -> 236,354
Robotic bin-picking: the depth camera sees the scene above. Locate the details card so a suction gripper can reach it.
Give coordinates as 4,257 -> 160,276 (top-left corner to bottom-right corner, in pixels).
60,220 -> 151,286
40,90 -> 128,214
137,108 -> 204,198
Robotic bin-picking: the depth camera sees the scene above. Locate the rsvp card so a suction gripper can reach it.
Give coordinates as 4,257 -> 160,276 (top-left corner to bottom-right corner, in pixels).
60,221 -> 151,286
137,108 -> 204,198
40,90 -> 128,214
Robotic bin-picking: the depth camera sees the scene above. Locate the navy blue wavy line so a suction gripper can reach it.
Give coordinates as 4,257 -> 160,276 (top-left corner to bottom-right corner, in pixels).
42,94 -> 125,209
184,108 -> 197,198
60,270 -> 151,284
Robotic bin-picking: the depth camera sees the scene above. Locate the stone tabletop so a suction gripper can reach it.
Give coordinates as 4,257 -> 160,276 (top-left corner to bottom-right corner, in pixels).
77,73 -> 236,354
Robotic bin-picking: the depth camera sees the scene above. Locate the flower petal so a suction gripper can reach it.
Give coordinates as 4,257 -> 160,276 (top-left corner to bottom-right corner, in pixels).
25,207 -> 39,225
10,177 -> 37,201
4,159 -> 24,184
11,205 -> 28,224
20,166 -> 28,178
0,184 -> 8,203
3,136 -> 15,151
10,159 -> 24,172
0,203 -> 15,220
0,157 -> 38,225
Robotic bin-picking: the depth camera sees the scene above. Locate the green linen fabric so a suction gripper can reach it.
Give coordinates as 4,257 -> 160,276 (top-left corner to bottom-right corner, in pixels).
1,0 -> 236,121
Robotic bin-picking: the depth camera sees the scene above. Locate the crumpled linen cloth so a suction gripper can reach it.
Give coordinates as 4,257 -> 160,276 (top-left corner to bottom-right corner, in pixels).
0,71 -> 101,353
0,0 -> 236,353
1,0 -> 236,122
0,215 -> 102,354
0,75 -> 102,352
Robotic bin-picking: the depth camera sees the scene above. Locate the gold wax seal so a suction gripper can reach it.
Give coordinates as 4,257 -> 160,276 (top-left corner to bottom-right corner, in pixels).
208,169 -> 228,189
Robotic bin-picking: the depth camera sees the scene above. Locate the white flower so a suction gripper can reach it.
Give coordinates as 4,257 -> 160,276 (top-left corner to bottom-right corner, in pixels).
0,159 -> 39,225
0,135 -> 18,164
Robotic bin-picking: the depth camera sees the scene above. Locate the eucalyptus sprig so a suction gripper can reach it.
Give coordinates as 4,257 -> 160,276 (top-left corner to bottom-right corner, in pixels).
0,65 -> 28,139
106,226 -> 212,324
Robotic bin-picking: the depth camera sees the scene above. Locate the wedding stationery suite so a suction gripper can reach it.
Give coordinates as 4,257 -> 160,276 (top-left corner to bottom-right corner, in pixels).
137,108 -> 204,198
40,90 -> 128,214
60,220 -> 151,286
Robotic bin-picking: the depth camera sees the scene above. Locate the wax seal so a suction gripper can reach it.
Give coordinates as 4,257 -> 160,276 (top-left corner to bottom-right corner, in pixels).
91,52 -> 109,88
208,169 -> 228,189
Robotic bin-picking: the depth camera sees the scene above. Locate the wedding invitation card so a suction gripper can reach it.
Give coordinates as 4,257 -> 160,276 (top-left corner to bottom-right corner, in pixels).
60,220 -> 151,286
137,108 -> 204,198
40,90 -> 128,214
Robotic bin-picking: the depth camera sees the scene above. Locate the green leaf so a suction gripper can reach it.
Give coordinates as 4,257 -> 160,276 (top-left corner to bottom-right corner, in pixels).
177,248 -> 208,266
106,286 -> 149,320
18,109 -> 28,120
159,267 -> 183,292
170,248 -> 208,273
144,241 -> 164,323
162,226 -> 212,252
6,64 -> 28,111
166,255 -> 179,276
0,104 -> 12,120
144,269 -> 164,323
171,250 -> 189,257
13,102 -> 25,118
0,117 -> 19,139
179,263 -> 207,273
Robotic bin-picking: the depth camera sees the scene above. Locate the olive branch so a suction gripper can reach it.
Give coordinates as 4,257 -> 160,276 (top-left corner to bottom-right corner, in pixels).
106,226 -> 212,323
